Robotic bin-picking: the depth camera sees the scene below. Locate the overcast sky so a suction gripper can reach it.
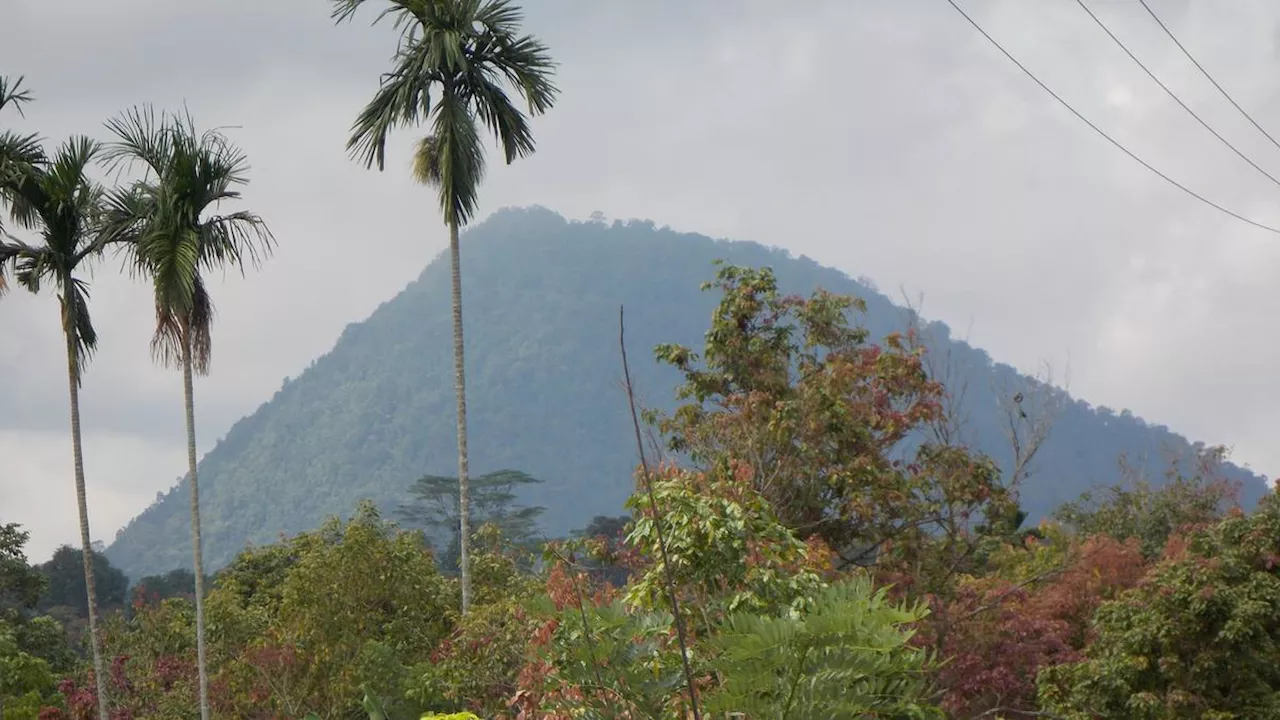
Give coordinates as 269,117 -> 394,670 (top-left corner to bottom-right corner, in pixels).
4,0 -> 1280,562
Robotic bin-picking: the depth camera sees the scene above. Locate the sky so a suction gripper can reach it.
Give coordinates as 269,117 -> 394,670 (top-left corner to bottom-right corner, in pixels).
4,0 -> 1280,562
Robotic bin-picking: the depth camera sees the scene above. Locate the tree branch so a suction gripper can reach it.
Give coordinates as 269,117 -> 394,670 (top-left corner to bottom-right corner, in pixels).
620,305 -> 702,720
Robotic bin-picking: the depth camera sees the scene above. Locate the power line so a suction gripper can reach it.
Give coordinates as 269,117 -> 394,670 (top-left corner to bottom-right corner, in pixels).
1138,0 -> 1280,154
941,0 -> 1280,236
1075,0 -> 1280,192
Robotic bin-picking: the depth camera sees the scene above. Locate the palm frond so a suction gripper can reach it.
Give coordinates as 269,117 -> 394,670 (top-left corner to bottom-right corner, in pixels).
347,61 -> 436,170
428,90 -> 486,226
465,70 -> 535,163
0,238 -> 27,296
188,275 -> 213,374
338,0 -> 557,209
0,130 -> 47,235
60,279 -> 98,384
471,1 -> 559,115
0,131 -> 45,176
198,210 -> 274,275
0,75 -> 34,117
150,273 -> 213,374
98,182 -> 157,267
330,0 -> 388,24
101,105 -> 175,179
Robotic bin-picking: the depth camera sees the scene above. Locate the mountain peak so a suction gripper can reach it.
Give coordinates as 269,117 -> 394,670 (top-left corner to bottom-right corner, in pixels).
105,208 -> 1268,580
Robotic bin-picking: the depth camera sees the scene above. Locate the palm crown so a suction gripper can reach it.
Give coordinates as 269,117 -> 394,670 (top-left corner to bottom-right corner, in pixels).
100,105 -> 274,374
0,74 -> 46,292
0,136 -> 107,379
332,0 -> 558,226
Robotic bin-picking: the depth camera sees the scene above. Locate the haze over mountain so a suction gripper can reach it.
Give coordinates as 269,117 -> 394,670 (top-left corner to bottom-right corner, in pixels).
104,208 -> 1270,580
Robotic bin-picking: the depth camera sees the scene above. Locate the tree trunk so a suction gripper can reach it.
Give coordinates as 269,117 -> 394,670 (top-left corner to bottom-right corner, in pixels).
182,329 -> 211,720
450,218 -> 472,614
63,304 -> 110,720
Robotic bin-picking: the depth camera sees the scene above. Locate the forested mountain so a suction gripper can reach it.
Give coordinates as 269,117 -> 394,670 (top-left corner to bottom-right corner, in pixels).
104,206 -> 1270,580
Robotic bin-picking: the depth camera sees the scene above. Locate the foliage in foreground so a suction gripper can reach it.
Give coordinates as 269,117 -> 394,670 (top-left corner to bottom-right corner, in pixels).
705,577 -> 939,720
3,262 -> 1273,720
1039,494 -> 1280,719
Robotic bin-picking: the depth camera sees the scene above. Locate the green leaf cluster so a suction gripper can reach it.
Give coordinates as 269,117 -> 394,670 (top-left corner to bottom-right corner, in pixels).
706,576 -> 941,720
624,466 -> 826,626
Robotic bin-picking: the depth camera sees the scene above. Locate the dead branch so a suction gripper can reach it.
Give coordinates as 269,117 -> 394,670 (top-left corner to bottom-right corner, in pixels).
619,305 -> 702,720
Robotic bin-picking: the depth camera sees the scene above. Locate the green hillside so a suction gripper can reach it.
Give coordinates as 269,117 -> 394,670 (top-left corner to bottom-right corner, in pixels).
104,207 -> 1270,580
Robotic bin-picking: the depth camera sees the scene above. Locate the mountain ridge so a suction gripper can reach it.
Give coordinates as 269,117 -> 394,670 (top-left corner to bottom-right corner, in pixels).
105,206 -> 1270,580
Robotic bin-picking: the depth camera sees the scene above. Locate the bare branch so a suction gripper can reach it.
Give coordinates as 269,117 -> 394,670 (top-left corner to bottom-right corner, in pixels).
994,359 -> 1067,491
619,305 -> 702,720
898,288 -> 974,448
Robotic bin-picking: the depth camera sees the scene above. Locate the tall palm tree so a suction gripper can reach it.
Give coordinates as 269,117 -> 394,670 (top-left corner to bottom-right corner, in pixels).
0,136 -> 112,720
332,0 -> 558,613
101,105 -> 274,720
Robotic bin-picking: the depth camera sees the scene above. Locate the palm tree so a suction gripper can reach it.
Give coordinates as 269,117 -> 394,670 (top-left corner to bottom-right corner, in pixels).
0,136 -> 112,720
100,105 -> 274,720
0,74 -> 44,286
332,0 -> 558,614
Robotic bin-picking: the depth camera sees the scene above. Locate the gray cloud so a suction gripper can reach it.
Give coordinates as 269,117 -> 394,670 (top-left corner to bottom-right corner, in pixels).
4,0 -> 1280,560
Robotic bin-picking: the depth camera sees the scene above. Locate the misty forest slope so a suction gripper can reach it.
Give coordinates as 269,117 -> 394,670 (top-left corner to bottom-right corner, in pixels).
105,207 -> 1270,580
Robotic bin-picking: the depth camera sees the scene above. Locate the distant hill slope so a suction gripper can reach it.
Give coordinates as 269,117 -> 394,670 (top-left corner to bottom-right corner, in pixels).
105,207 -> 1271,580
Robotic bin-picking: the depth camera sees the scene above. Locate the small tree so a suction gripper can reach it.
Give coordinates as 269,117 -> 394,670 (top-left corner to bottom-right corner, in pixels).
398,469 -> 545,571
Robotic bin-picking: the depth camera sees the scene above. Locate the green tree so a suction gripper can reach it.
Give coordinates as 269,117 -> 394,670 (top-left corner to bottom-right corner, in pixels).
650,263 -> 1011,589
131,569 -> 207,605
0,524 -> 45,618
206,502 -> 455,719
1038,495 -> 1280,719
0,523 -> 63,720
405,525 -> 541,717
332,0 -> 559,613
0,136 -> 112,720
100,105 -> 274,720
398,469 -> 545,571
36,545 -> 128,619
0,623 -> 57,720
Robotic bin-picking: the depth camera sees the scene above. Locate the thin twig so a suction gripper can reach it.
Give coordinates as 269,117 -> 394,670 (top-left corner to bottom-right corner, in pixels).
620,305 -> 703,720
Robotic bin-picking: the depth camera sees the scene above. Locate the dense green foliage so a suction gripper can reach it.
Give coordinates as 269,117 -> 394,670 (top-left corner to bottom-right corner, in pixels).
1039,495 -> 1280,719
0,525 -> 74,720
105,207 -> 1268,580
35,547 -> 128,619
6,258 -> 1280,720
706,578 -> 939,720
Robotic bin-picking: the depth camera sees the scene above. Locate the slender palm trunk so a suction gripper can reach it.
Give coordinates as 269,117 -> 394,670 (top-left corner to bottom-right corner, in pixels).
182,329 -> 211,720
450,218 -> 472,614
63,306 -> 110,720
